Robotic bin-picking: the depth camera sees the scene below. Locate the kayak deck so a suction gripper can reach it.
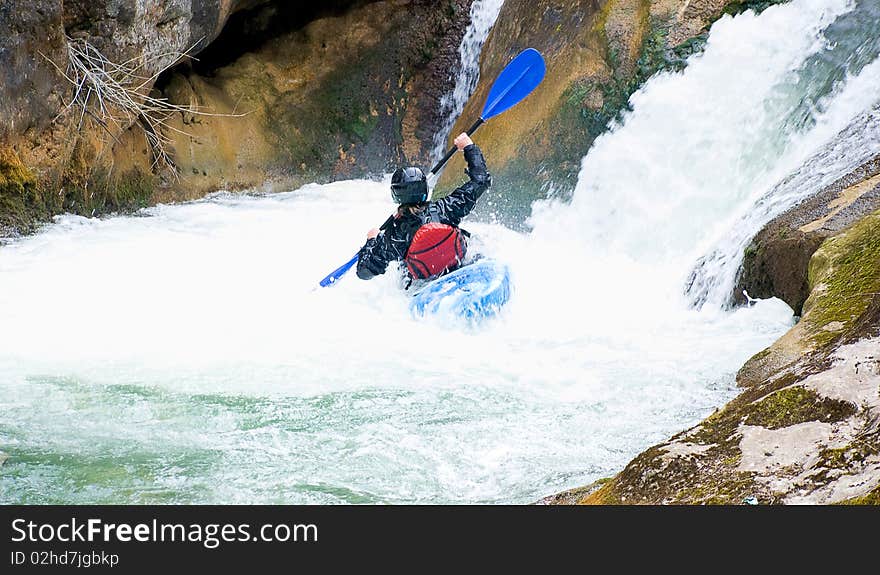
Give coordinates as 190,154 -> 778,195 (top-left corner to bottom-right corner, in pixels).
409,259 -> 511,322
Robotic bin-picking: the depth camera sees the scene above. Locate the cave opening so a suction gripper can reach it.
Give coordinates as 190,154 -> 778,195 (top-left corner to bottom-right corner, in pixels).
154,0 -> 377,91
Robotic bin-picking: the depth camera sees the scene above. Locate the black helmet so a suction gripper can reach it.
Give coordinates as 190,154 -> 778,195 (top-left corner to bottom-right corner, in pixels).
390,167 -> 428,204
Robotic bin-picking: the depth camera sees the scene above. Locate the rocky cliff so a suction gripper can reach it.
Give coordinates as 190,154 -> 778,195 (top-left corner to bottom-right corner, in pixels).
0,0 -> 270,233
0,0 -> 473,235
159,0 -> 474,199
736,155 -> 880,315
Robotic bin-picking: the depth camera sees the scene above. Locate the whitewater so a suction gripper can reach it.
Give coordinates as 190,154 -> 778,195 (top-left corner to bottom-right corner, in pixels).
1,0 -> 878,504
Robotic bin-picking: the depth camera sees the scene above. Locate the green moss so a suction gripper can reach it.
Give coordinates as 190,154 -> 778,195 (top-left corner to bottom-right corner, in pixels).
581,439 -> 764,505
746,346 -> 773,365
267,19 -> 415,179
836,484 -> 880,505
578,477 -> 620,505
443,0 -> 458,20
671,471 -> 759,505
540,477 -> 614,504
416,38 -> 439,67
689,406 -> 741,447
60,143 -> 156,217
745,386 -> 856,430
804,212 -> 880,347
349,111 -> 380,143
817,437 -> 879,473
722,454 -> 742,467
590,0 -> 616,34
819,447 -> 849,469
0,148 -> 53,234
0,149 -> 36,195
105,169 -> 152,212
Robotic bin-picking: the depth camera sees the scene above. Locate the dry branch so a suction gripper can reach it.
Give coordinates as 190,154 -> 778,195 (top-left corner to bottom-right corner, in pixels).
43,36 -> 248,177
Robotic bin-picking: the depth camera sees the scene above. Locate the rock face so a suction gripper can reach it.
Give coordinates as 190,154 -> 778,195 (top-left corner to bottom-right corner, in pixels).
0,0 -> 267,164
736,155 -> 880,315
0,0 -> 271,234
160,0 -> 474,198
0,0 -> 473,234
433,0 -> 773,228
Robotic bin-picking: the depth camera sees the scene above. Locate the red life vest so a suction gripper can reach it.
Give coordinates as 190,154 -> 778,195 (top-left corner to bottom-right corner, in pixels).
405,223 -> 468,280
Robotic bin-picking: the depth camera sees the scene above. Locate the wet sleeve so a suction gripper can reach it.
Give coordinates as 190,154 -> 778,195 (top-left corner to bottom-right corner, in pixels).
433,144 -> 492,226
356,234 -> 392,280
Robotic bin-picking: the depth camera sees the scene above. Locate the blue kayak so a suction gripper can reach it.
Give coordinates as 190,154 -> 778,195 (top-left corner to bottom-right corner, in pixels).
409,259 -> 511,322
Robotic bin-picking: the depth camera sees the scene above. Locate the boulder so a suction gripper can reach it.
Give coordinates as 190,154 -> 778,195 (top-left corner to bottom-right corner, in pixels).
736,155 -> 880,315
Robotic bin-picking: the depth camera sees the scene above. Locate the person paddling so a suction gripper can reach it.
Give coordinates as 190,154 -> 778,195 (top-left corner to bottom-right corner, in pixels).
356,133 -> 491,287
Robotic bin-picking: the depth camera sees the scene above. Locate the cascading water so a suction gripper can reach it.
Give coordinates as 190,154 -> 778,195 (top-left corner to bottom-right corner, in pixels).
1,0 -> 878,504
685,0 -> 880,308
431,0 -> 506,161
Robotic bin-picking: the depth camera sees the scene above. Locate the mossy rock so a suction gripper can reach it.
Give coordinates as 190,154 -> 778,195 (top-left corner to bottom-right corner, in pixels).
575,441 -> 764,505
0,147 -> 43,234
0,148 -> 36,195
738,209 -> 880,386
744,386 -> 856,430
723,0 -> 789,16
58,137 -> 157,217
803,210 -> 880,347
836,484 -> 880,505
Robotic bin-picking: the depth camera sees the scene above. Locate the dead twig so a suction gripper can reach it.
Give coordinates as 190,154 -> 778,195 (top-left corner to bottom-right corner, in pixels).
42,36 -> 250,178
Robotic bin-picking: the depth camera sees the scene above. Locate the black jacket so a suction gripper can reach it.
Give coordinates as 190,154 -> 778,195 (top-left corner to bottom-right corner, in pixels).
356,144 -> 491,281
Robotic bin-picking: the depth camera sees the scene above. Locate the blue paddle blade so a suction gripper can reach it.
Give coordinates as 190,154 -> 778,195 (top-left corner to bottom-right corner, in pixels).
319,253 -> 359,288
481,48 -> 546,120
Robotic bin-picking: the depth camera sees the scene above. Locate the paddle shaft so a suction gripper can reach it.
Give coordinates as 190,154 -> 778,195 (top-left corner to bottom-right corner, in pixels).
318,48 -> 545,288
429,118 -> 485,176
319,253 -> 360,288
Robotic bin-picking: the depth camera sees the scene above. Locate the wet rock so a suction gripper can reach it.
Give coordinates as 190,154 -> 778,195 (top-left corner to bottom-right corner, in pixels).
0,0 -> 274,233
0,0 -> 474,233
158,0 -> 475,198
735,155 -> 880,315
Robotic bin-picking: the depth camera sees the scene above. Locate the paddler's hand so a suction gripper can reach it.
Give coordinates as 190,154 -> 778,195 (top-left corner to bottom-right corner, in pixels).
454,133 -> 473,151
366,228 -> 379,240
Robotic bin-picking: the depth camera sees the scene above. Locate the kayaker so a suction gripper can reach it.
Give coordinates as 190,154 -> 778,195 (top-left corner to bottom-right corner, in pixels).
356,132 -> 491,286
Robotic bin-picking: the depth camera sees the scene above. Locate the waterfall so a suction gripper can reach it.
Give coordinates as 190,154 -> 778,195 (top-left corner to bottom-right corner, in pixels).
685,0 -> 880,308
431,0 -> 506,161
523,0 -> 879,314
